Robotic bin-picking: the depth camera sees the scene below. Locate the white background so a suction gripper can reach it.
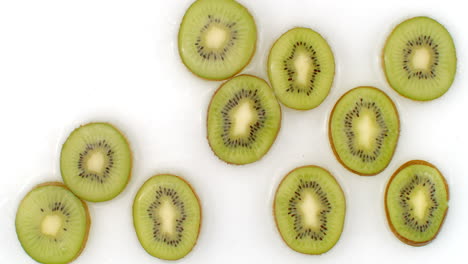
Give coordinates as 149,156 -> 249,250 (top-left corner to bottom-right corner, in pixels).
0,0 -> 467,263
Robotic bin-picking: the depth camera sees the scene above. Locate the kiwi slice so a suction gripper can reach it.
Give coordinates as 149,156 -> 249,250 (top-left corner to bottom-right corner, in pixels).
178,0 -> 257,80
268,27 -> 335,110
15,182 -> 90,264
383,16 -> 456,101
207,74 -> 281,165
385,160 -> 449,246
133,174 -> 201,260
329,87 -> 399,176
60,122 -> 132,202
274,166 -> 346,254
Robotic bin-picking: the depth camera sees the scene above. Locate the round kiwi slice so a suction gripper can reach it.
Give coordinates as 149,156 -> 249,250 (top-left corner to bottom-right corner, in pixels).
385,160 -> 449,246
329,87 -> 399,176
60,122 -> 132,202
274,166 -> 346,255
383,16 -> 457,101
133,174 -> 201,260
207,74 -> 281,165
15,182 -> 90,264
268,27 -> 335,110
178,0 -> 257,80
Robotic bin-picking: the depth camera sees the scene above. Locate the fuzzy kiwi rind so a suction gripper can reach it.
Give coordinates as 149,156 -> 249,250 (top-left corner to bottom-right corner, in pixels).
206,74 -> 282,165
178,0 -> 257,81
132,174 -> 202,260
328,86 -> 400,176
384,160 -> 449,246
382,16 -> 457,101
16,182 -> 91,264
267,27 -> 335,110
273,165 -> 346,255
60,122 -> 133,202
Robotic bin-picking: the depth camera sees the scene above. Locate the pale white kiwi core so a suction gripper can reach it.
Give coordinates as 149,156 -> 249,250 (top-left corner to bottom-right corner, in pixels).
41,214 -> 62,237
205,25 -> 228,49
355,111 -> 379,150
87,151 -> 105,173
294,53 -> 312,86
299,192 -> 321,230
412,47 -> 431,71
158,200 -> 176,235
410,188 -> 429,222
232,101 -> 256,137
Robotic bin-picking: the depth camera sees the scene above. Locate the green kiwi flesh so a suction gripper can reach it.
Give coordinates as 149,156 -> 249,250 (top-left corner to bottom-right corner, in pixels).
385,160 -> 449,246
268,27 -> 335,110
207,75 -> 281,165
383,16 -> 456,101
133,174 -> 201,260
178,0 -> 257,80
274,166 -> 346,254
15,182 -> 90,264
60,122 -> 132,202
329,87 -> 399,175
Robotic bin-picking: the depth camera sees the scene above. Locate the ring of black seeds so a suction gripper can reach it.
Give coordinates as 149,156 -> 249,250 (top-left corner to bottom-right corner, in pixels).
77,140 -> 114,183
399,174 -> 438,232
288,179 -> 331,241
195,15 -> 238,61
402,35 -> 439,80
39,202 -> 72,242
344,98 -> 389,163
146,187 -> 186,247
283,41 -> 320,95
220,88 -> 266,148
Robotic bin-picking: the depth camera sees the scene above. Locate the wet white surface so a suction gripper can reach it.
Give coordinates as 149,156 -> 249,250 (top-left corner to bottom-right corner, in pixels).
0,0 -> 467,263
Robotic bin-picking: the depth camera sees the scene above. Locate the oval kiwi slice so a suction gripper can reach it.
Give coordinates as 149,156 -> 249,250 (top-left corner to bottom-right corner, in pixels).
385,160 -> 449,246
178,0 -> 257,80
274,166 -> 346,255
60,122 -> 132,202
15,182 -> 90,264
329,87 -> 399,175
268,27 -> 335,110
207,75 -> 281,165
133,174 -> 201,260
383,16 -> 457,101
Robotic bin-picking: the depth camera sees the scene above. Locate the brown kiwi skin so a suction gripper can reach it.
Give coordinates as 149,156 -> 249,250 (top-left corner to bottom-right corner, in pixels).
381,16 -> 457,102
206,74 -> 282,165
272,165 -> 346,255
328,86 -> 400,176
384,160 -> 450,246
60,122 -> 133,202
266,27 -> 335,110
177,0 -> 257,81
132,174 -> 202,260
16,182 -> 91,264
